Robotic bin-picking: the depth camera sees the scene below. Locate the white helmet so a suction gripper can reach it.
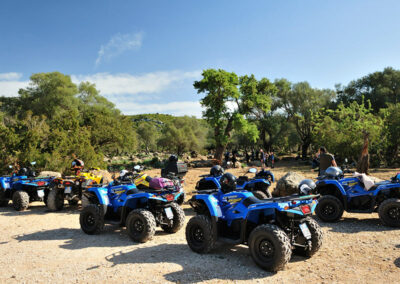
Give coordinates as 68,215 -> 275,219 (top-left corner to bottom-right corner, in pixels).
120,170 -> 128,177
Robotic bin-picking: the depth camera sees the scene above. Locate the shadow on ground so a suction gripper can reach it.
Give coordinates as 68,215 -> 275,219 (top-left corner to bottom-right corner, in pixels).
317,216 -> 398,233
104,243 -> 276,282
12,226 -> 177,250
0,203 -> 80,217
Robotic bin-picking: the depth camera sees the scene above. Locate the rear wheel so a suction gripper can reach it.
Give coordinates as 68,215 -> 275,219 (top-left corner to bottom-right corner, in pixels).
253,190 -> 268,200
47,188 -> 65,211
161,202 -> 185,233
12,191 -> 29,211
126,209 -> 156,243
315,195 -> 344,222
186,215 -> 216,253
79,204 -> 104,234
378,198 -> 400,227
293,217 -> 323,257
248,224 -> 292,272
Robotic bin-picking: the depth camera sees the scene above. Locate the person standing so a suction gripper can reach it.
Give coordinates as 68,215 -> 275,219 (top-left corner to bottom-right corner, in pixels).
260,149 -> 265,169
245,151 -> 250,164
270,151 -> 275,168
232,152 -> 237,168
318,147 -> 337,176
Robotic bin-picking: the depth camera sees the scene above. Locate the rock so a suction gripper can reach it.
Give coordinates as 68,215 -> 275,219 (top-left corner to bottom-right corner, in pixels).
191,160 -> 214,168
248,161 -> 262,167
273,172 -> 305,196
39,171 -> 61,178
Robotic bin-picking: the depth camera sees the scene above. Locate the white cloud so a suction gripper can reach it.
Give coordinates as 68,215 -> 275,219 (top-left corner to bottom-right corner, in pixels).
72,70 -> 201,96
95,32 -> 143,66
0,72 -> 23,81
116,101 -> 203,117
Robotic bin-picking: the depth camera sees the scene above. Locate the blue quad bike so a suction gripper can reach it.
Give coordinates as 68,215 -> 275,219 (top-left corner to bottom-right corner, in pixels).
186,175 -> 322,272
314,167 -> 400,227
196,167 -> 275,199
0,163 -> 54,211
79,179 -> 185,243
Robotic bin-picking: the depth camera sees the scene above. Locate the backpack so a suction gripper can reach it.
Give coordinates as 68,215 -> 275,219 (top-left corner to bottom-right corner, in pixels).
149,177 -> 175,190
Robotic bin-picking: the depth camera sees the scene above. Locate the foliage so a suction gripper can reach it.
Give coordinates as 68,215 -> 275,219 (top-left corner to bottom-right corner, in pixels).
157,116 -> 208,156
194,69 -> 272,160
337,67 -> 400,113
312,101 -> 383,163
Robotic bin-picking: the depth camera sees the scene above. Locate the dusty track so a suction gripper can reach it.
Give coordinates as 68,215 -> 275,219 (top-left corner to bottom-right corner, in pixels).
0,164 -> 399,283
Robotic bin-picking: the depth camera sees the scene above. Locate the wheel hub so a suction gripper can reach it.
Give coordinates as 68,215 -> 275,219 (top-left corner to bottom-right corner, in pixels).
192,227 -> 204,242
388,207 -> 400,220
259,240 -> 274,257
133,220 -> 144,232
323,204 -> 335,215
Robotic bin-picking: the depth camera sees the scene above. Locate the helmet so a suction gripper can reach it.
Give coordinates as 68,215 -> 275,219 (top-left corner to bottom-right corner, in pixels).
119,170 -> 128,177
18,168 -> 28,176
299,179 -> 316,195
325,167 -> 343,178
168,155 -> 178,163
220,173 -> 237,193
210,165 -> 224,177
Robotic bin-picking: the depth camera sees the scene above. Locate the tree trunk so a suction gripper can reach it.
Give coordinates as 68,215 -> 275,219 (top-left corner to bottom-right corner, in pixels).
301,142 -> 310,159
357,134 -> 370,174
214,144 -> 225,162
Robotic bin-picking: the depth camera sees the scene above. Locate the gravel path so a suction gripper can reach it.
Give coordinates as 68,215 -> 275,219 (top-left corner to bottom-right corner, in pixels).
0,166 -> 399,283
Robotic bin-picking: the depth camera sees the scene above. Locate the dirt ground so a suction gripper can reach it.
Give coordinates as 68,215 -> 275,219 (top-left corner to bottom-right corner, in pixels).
0,162 -> 399,283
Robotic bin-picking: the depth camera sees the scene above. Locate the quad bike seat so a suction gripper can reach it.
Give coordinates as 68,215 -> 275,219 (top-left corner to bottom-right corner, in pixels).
237,176 -> 249,186
242,195 -> 266,207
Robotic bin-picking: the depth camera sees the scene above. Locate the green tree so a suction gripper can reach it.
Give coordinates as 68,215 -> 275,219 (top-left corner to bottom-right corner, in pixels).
157,116 -> 207,156
337,67 -> 400,113
194,69 -> 271,161
381,103 -> 400,165
312,101 -> 383,164
137,122 -> 159,153
276,80 -> 335,158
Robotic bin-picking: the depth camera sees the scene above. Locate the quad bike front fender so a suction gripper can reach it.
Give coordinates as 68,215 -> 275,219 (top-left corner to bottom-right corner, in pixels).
86,187 -> 110,206
316,180 -> 347,195
190,194 -> 222,218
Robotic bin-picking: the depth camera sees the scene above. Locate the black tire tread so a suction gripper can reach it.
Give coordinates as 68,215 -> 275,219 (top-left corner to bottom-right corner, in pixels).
79,204 -> 104,234
315,195 -> 344,222
161,202 -> 185,233
185,215 -> 216,253
296,217 -> 323,257
126,209 -> 156,243
378,198 -> 400,227
47,188 -> 65,211
12,191 -> 29,211
248,224 -> 292,272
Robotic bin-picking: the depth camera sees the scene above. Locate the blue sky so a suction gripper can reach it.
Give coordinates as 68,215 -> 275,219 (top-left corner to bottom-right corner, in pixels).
1,0 -> 400,116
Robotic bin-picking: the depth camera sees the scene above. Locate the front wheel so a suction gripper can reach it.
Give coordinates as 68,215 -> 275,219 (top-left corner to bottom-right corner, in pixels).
12,191 -> 29,211
315,195 -> 344,222
161,202 -> 185,233
126,209 -> 156,243
293,217 -> 323,257
185,215 -> 216,253
248,224 -> 292,272
47,188 -> 65,211
378,198 -> 400,227
79,204 -> 104,234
